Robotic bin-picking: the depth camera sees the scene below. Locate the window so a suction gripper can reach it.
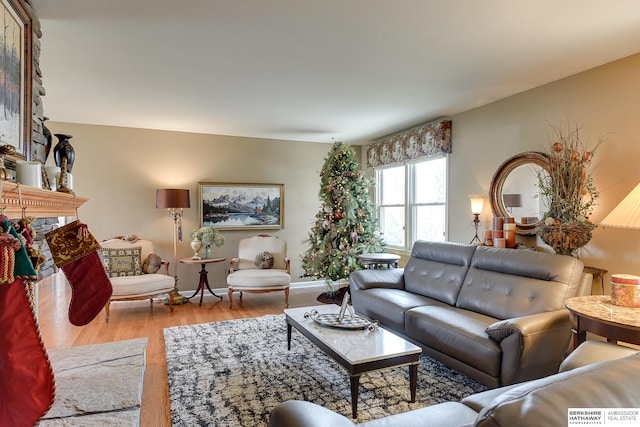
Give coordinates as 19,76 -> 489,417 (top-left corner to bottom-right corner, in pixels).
376,155 -> 448,251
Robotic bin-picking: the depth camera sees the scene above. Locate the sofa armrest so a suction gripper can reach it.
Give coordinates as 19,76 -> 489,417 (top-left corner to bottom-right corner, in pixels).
486,309 -> 573,385
269,400 -> 355,427
349,268 -> 405,291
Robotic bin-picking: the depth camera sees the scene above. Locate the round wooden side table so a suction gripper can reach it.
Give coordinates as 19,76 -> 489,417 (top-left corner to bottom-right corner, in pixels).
565,295 -> 640,349
179,257 -> 226,306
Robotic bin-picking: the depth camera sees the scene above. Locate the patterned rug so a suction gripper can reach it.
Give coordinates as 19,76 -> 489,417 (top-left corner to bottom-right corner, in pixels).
163,314 -> 488,426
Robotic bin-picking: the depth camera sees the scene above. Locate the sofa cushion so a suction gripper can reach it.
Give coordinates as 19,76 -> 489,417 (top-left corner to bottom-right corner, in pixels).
475,353 -> 640,427
405,306 -> 501,377
403,241 -> 476,305
352,288 -> 447,333
101,246 -> 143,278
110,273 -> 174,297
227,269 -> 290,288
456,246 -> 584,319
559,340 -> 639,372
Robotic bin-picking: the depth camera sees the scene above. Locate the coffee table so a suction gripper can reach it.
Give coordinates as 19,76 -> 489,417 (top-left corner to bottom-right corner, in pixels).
284,305 -> 422,418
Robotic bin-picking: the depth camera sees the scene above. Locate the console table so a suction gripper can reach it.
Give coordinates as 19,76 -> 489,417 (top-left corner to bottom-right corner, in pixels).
565,295 -> 640,349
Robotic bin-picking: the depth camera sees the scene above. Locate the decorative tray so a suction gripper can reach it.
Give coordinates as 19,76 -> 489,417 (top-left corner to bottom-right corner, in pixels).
304,309 -> 379,331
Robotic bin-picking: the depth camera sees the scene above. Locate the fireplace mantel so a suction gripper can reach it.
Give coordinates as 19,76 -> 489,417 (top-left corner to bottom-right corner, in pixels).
1,181 -> 88,219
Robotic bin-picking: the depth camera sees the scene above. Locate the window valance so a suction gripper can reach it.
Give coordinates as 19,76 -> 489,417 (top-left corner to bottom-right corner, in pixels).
366,119 -> 451,168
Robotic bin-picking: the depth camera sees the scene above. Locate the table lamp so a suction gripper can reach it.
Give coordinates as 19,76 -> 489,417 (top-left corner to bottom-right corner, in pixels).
469,194 -> 485,244
600,182 -> 640,307
600,183 -> 640,230
156,188 -> 191,304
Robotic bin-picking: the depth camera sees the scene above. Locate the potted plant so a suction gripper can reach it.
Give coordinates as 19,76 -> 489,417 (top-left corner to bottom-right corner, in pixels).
189,226 -> 224,259
537,123 -> 602,256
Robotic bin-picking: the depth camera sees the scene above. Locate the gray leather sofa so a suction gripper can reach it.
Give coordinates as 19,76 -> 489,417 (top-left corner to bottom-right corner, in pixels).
269,341 -> 640,427
349,241 -> 592,387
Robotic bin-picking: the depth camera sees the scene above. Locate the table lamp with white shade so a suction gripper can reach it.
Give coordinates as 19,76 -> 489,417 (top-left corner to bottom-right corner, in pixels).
600,182 -> 640,307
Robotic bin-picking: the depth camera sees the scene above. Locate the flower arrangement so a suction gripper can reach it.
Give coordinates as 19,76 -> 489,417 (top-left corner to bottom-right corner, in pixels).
537,122 -> 602,255
189,226 -> 224,248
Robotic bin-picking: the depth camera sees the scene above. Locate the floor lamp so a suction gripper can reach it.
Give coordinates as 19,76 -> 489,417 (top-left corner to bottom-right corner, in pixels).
156,188 -> 191,305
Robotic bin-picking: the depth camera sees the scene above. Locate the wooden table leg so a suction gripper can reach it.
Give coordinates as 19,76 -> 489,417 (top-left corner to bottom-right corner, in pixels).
350,375 -> 360,418
287,322 -> 292,351
409,363 -> 418,402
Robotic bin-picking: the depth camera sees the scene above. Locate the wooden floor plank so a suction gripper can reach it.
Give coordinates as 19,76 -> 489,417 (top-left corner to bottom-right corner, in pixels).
37,272 -> 326,427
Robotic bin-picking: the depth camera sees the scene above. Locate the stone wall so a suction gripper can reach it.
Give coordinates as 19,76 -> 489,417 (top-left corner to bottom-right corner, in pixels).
19,1 -> 58,279
22,0 -> 48,164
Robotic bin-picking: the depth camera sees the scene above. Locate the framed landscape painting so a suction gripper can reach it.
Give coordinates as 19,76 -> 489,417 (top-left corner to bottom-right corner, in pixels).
198,182 -> 284,230
0,0 -> 32,160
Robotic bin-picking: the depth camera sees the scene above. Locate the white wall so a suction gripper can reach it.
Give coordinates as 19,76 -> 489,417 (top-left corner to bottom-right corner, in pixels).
43,123 -> 345,290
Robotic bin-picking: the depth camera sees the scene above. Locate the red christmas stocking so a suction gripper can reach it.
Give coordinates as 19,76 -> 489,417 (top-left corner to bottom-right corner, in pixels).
46,220 -> 112,326
0,279 -> 55,427
0,217 -> 54,427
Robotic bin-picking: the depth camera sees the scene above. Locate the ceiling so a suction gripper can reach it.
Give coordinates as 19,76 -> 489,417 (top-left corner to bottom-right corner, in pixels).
32,0 -> 640,145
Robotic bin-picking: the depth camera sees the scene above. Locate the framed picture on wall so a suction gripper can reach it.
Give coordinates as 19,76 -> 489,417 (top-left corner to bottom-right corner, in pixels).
0,0 -> 32,161
198,182 -> 284,230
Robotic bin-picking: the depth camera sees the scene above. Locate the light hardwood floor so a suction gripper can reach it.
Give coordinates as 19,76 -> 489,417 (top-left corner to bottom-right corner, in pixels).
37,272 -> 324,427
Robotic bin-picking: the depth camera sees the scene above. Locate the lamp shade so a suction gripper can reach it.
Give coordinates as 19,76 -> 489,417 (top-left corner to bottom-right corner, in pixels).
156,189 -> 190,209
503,193 -> 523,208
600,182 -> 640,229
469,194 -> 485,215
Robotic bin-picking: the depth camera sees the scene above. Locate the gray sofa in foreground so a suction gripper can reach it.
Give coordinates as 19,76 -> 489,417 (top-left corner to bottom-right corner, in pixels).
269,341 -> 640,427
349,241 -> 592,387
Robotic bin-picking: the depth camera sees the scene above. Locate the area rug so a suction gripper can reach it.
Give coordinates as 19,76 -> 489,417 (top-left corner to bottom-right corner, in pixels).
163,314 -> 488,426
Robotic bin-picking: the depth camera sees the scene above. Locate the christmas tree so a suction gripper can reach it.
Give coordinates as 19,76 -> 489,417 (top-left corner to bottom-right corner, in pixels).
302,141 -> 385,283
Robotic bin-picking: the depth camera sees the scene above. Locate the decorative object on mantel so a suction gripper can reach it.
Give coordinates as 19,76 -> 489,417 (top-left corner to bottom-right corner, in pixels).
15,160 -> 42,188
53,134 -> 75,194
157,188 -> 191,304
42,117 -> 53,162
53,134 -> 75,173
366,119 -> 452,168
189,226 -> 224,259
536,123 -> 602,256
0,144 -> 16,181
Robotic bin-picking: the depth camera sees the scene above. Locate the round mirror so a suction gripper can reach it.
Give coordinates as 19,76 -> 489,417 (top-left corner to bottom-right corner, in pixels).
489,151 -> 550,235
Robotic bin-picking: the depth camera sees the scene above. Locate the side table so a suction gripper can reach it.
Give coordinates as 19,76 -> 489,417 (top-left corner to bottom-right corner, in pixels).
565,295 -> 640,349
179,257 -> 226,306
357,253 -> 401,269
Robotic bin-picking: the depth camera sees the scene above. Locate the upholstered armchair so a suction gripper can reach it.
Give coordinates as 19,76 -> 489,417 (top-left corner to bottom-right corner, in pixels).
227,235 -> 291,309
100,236 -> 175,322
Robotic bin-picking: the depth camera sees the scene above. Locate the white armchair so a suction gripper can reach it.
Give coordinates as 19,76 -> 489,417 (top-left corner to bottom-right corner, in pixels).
227,235 -> 291,309
100,237 -> 175,322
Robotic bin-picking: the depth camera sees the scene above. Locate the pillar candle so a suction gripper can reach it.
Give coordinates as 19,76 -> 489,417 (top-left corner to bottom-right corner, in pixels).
492,217 -> 504,231
16,161 -> 42,188
493,229 -> 504,239
494,238 -> 506,248
504,222 -> 516,248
